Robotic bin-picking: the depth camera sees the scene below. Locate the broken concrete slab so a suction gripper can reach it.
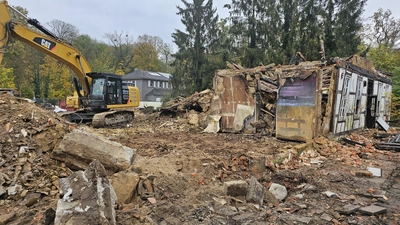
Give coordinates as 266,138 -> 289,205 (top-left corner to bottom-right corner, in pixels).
279,214 -> 312,224
323,191 -> 338,198
320,213 -> 332,222
187,110 -> 199,126
359,205 -> 387,215
269,183 -> 287,201
338,204 -> 360,215
232,212 -> 255,223
246,176 -> 265,205
215,206 -> 238,217
110,170 -> 140,204
223,180 -> 248,197
54,159 -> 117,225
202,115 -> 221,133
52,129 -> 136,173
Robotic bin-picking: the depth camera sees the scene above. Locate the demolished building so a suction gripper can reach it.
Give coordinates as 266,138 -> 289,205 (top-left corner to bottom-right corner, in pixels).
162,55 -> 392,142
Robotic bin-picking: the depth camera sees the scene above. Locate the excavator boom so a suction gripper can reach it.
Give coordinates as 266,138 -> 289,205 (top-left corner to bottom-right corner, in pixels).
0,0 -> 140,127
0,0 -> 91,94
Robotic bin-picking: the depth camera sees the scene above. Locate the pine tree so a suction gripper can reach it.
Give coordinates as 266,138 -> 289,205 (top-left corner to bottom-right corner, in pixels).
323,0 -> 366,58
171,0 -> 220,96
226,0 -> 272,67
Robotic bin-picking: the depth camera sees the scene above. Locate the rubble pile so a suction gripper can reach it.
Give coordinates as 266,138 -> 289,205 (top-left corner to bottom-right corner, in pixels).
0,92 -> 72,224
1,89 -> 400,224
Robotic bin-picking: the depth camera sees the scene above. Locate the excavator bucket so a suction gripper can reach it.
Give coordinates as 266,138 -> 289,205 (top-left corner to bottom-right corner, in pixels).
0,1 -> 12,63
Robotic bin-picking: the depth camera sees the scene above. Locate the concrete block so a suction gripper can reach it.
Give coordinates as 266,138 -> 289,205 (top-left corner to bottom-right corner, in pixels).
223,180 -> 248,197
246,176 -> 265,205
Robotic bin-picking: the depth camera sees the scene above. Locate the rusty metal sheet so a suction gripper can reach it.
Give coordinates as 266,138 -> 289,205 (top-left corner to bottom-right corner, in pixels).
211,75 -> 255,132
276,76 -> 317,142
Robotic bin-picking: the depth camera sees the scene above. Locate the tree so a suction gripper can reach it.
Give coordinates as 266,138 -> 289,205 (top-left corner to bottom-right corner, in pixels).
104,31 -> 135,74
136,34 -> 174,72
2,5 -> 35,98
296,0 -> 324,62
40,55 -> 74,99
324,0 -> 366,58
158,42 -> 174,72
226,0 -> 271,67
130,42 -> 163,71
47,19 -> 79,43
392,67 -> 400,97
367,44 -> 400,72
73,35 -> 113,73
0,66 -> 15,88
136,35 -> 165,53
363,8 -> 400,49
172,0 -> 220,96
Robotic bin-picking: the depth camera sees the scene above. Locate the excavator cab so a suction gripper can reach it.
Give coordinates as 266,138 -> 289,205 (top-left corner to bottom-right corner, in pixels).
76,72 -> 138,111
85,73 -> 124,110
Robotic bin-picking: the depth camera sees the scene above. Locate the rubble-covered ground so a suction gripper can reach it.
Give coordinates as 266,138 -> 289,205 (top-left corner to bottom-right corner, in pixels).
1,91 -> 400,225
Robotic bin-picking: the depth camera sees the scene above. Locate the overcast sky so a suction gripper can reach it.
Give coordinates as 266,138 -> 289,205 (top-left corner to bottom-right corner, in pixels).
8,0 -> 400,46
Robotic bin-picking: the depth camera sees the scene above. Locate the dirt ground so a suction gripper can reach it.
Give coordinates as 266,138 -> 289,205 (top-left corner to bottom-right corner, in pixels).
1,92 -> 400,225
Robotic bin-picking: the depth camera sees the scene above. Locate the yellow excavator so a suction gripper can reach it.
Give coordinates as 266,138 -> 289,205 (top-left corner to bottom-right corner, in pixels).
0,1 -> 140,127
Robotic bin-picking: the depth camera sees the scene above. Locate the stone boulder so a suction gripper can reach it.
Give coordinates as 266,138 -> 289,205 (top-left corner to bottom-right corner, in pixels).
110,170 -> 140,204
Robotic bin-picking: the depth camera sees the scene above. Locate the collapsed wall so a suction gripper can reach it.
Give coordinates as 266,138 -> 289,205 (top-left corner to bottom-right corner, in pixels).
161,55 -> 392,141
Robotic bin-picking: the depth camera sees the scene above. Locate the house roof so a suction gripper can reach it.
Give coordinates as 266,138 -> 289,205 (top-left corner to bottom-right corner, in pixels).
145,88 -> 172,97
123,69 -> 170,81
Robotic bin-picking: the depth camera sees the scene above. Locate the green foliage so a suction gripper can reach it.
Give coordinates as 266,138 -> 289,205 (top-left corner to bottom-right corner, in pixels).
130,42 -> 163,72
227,0 -> 275,66
367,44 -> 400,72
390,68 -> 400,119
326,0 -> 366,58
73,35 -> 113,73
273,157 -> 285,165
0,66 -> 15,88
222,0 -> 366,66
104,31 -> 135,74
366,45 -> 400,119
40,56 -> 75,99
171,0 -> 221,96
392,67 -> 400,97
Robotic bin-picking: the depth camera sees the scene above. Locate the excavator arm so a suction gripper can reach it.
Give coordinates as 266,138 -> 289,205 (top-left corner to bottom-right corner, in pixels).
0,0 -> 140,127
0,0 -> 92,95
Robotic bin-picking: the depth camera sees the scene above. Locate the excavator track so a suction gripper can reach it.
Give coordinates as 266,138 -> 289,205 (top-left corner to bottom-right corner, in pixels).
92,110 -> 134,128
